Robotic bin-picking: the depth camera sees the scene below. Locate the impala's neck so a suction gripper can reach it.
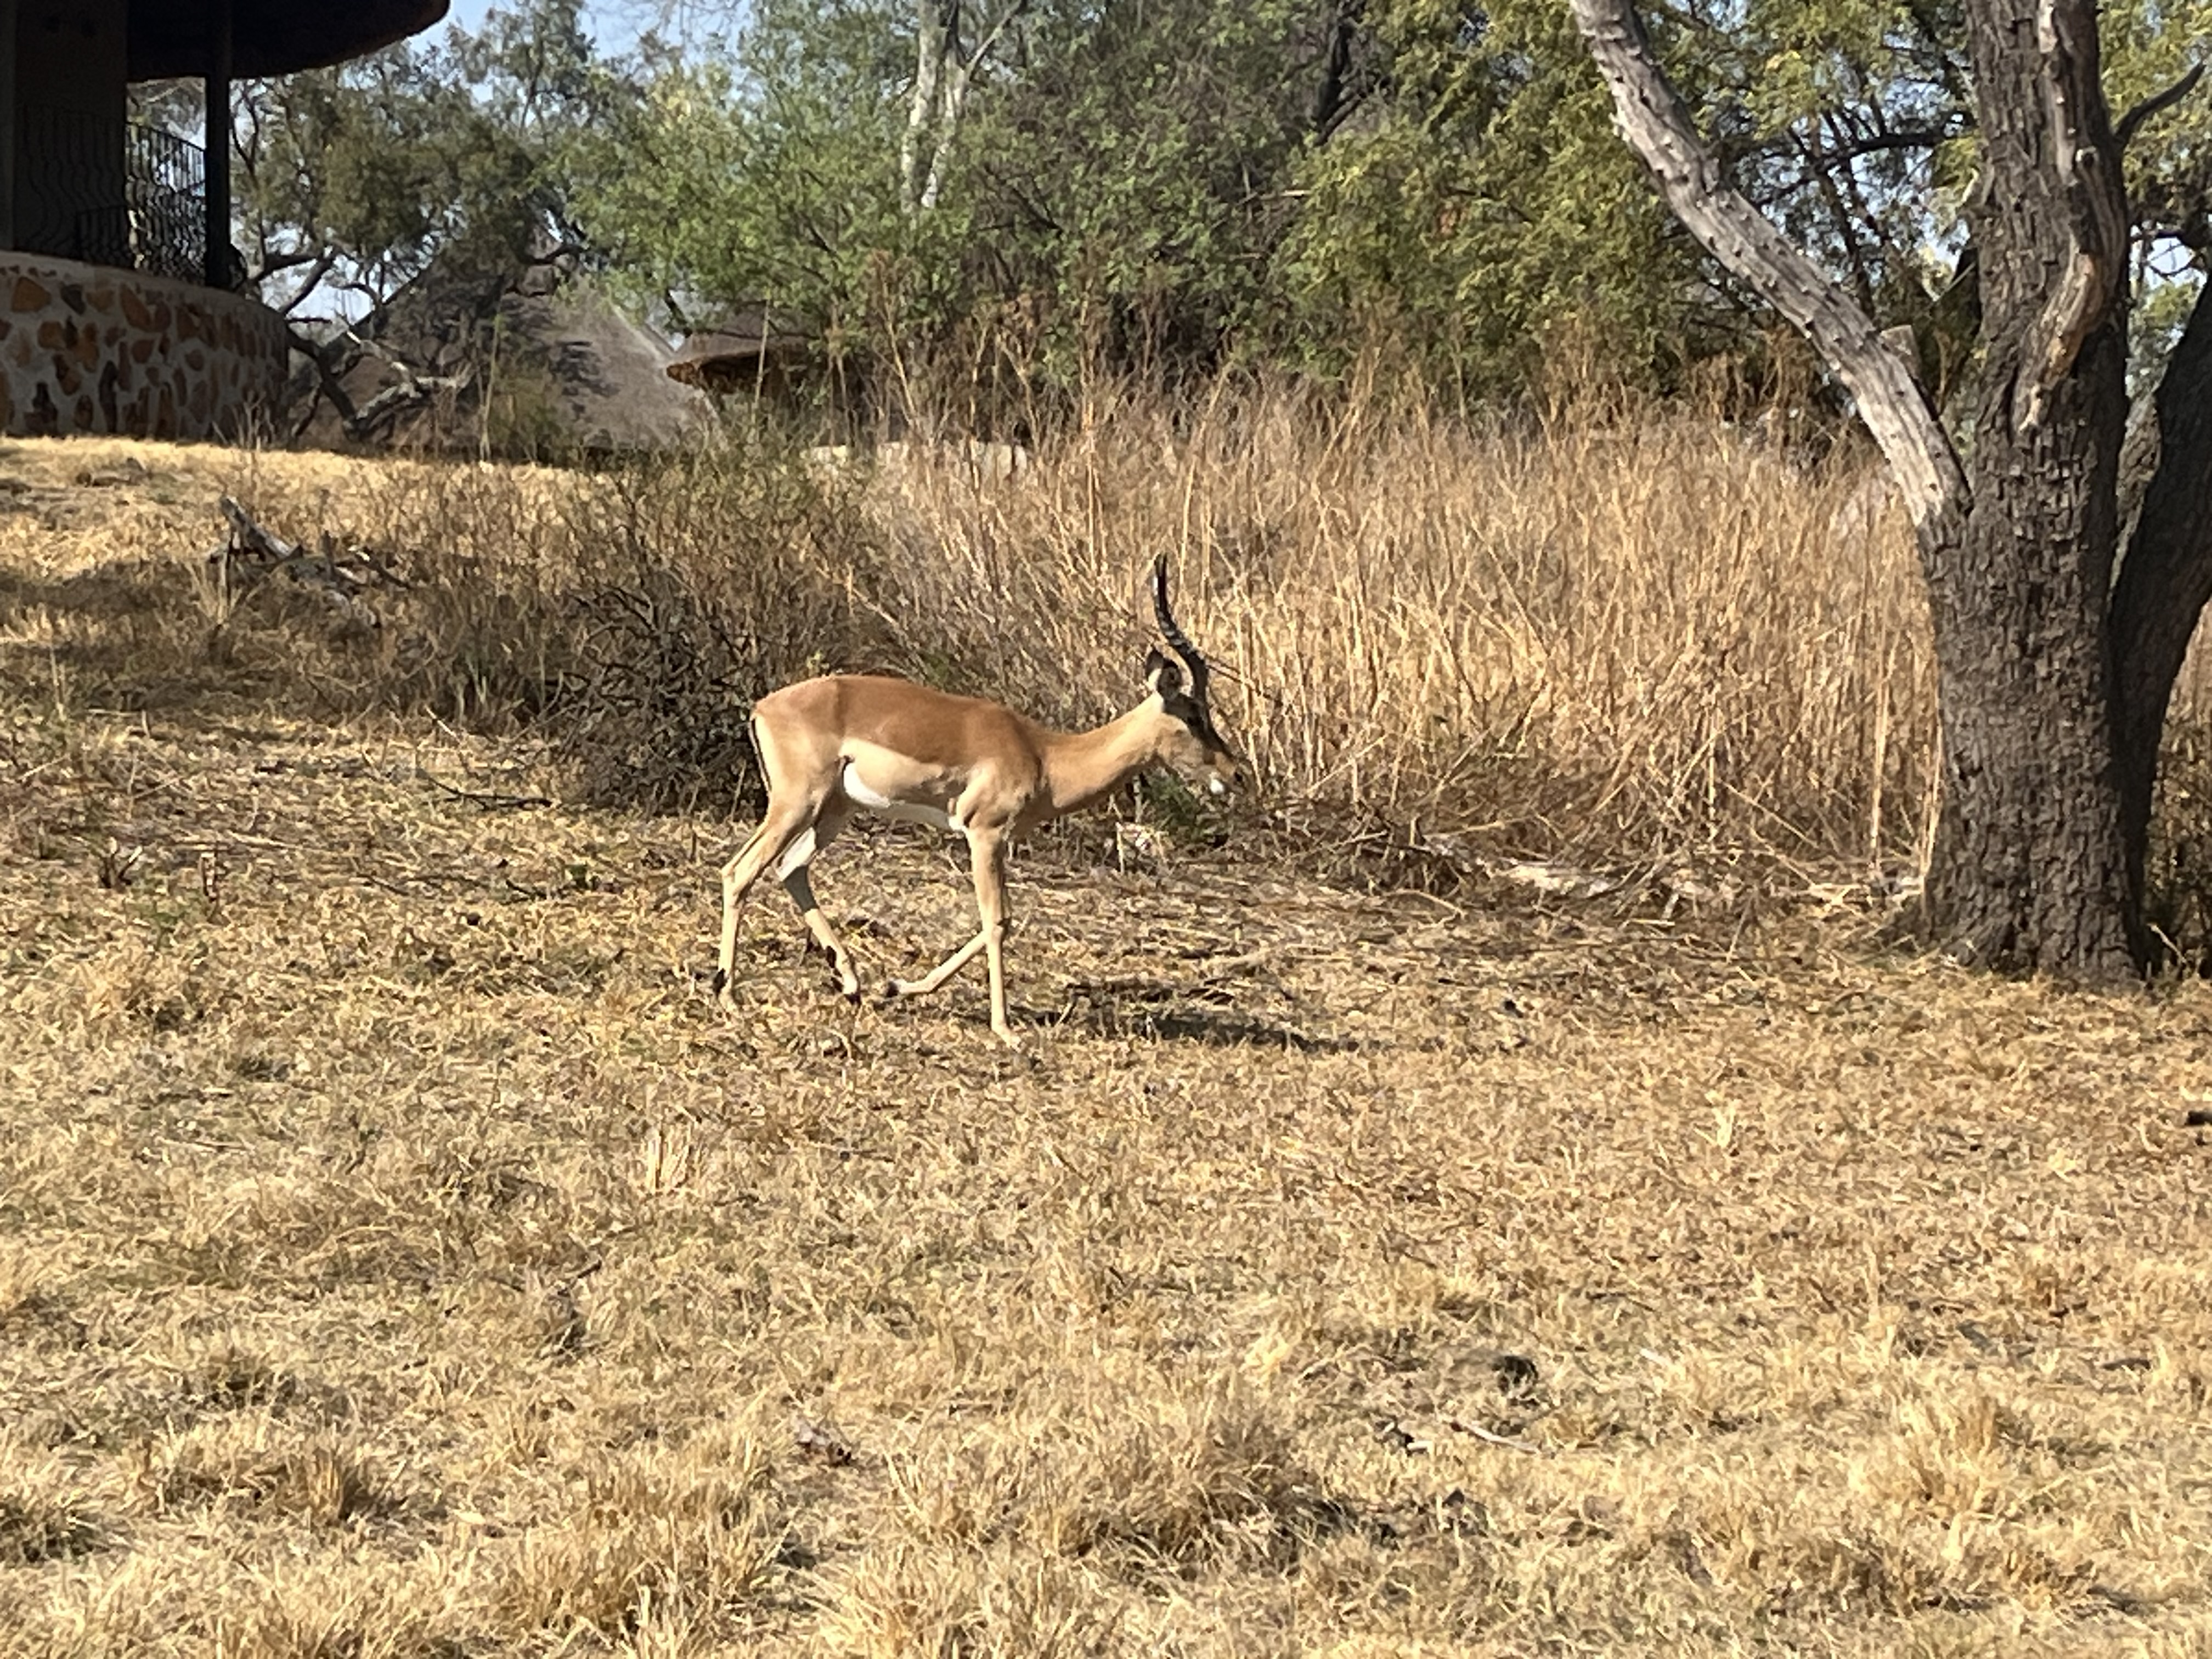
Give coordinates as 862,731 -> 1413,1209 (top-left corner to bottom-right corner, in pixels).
1037,702 -> 1165,817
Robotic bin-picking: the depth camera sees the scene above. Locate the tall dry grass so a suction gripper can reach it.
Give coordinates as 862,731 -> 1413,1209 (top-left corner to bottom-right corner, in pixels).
871,389 -> 1938,870
166,382 -> 1939,880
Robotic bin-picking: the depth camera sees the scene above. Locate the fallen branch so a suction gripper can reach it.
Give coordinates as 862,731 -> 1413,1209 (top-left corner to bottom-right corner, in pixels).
421,771 -> 554,812
1446,1418 -> 1551,1455
285,322 -> 472,443
212,496 -> 409,630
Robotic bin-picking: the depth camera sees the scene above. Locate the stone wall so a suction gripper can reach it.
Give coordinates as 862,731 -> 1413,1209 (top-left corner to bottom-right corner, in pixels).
0,252 -> 289,441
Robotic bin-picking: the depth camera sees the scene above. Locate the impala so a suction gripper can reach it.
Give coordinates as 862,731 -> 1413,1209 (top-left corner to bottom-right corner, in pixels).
712,558 -> 1243,1043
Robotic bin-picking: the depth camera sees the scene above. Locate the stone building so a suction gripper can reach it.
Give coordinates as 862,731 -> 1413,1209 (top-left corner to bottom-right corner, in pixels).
0,0 -> 445,439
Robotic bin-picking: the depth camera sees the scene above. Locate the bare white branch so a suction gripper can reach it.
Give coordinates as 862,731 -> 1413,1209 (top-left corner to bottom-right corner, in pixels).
2014,0 -> 2128,431
900,0 -> 948,215
1569,0 -> 1968,535
916,0 -> 1032,213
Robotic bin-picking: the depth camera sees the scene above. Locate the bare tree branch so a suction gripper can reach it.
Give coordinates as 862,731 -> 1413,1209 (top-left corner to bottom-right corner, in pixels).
899,0 -> 948,215
919,0 -> 1032,212
1798,122 -> 1878,319
2115,61 -> 2203,153
1568,0 -> 1967,537
342,368 -> 472,439
963,0 -> 1031,80
2012,0 -> 2128,432
285,323 -> 471,444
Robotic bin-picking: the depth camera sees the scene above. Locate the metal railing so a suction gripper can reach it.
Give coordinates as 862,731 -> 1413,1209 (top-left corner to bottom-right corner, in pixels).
125,122 -> 207,283
16,106 -> 207,283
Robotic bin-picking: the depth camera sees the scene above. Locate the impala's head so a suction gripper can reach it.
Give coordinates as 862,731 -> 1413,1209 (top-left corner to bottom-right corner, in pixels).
1144,557 -> 1245,795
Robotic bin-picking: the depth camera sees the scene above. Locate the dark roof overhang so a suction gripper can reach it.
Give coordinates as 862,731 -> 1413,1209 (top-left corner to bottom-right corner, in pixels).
127,0 -> 450,80
666,311 -> 814,391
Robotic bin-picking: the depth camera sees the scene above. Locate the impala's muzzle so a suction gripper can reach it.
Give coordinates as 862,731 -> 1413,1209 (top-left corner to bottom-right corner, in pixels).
1192,724 -> 1244,797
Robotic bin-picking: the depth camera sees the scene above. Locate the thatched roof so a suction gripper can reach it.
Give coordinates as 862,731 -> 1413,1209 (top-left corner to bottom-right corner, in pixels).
129,0 -> 449,78
666,307 -> 814,394
296,274 -> 712,459
510,290 -> 711,453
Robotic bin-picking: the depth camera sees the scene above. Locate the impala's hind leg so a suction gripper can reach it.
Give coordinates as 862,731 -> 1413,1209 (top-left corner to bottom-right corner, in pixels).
777,801 -> 859,1000
715,800 -> 819,1009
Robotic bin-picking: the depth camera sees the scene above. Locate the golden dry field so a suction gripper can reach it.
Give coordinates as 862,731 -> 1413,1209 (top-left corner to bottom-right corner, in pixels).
3,432 -> 2212,1657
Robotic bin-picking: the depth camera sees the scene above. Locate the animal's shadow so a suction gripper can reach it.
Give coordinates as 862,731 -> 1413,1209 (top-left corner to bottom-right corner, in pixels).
1046,978 -> 1362,1053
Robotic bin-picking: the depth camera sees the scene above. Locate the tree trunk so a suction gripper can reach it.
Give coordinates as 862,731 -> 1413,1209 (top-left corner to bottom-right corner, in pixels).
1920,383 -> 2135,970
2110,286 -> 2212,927
1915,0 -> 2136,975
900,0 -> 948,216
1573,0 -> 2185,978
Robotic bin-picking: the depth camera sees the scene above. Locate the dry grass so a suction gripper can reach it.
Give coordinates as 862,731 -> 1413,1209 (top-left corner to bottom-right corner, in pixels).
0,388 -> 1945,873
3,422 -> 2212,1655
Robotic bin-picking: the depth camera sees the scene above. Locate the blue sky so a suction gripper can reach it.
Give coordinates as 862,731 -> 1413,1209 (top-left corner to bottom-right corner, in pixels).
437,0 -> 693,57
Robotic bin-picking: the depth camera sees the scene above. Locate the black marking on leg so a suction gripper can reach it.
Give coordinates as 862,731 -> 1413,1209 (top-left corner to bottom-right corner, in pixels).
710,968 -> 728,996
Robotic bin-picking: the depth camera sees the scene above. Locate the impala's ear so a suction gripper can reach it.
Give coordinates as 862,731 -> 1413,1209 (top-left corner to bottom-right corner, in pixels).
1145,648 -> 1183,696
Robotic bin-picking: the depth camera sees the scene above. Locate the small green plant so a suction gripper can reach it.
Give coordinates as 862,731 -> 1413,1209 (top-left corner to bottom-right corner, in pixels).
1135,771 -> 1229,849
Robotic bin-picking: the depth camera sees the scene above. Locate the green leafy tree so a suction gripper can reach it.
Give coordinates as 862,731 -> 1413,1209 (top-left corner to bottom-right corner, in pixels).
1276,0 -> 1707,394
578,0 -> 1361,394
560,0 -> 2212,417
139,0 -> 631,433
571,0 -> 937,342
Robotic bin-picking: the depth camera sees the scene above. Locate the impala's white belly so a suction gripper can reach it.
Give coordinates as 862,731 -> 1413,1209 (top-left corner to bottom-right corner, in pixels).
842,759 -> 957,832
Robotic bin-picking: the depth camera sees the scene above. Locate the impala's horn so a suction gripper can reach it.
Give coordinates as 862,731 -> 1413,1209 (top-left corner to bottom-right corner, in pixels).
1151,556 -> 1212,707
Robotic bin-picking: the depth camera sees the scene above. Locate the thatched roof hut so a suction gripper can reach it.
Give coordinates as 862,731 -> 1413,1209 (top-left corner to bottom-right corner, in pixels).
665,306 -> 815,400
297,273 -> 712,458
503,289 -> 710,453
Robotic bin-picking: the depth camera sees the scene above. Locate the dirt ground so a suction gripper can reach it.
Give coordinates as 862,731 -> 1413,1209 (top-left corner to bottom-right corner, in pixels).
2,439 -> 2210,1656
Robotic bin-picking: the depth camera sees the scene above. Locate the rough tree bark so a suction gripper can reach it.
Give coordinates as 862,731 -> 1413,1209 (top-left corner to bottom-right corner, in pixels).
2111,290 -> 2212,915
1920,0 -> 2134,972
1571,0 -> 2212,977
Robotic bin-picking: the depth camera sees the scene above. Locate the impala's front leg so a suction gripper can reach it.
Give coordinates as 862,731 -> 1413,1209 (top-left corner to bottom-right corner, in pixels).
969,827 -> 1015,1044
882,826 -> 1018,1044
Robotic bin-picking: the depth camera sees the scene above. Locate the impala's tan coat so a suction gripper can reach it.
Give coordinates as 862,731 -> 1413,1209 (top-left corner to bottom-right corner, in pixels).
713,565 -> 1241,1043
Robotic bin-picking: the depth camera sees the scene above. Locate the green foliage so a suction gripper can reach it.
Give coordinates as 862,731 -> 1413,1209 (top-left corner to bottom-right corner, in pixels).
569,18 -> 941,340
188,0 -> 630,316
155,0 -> 2212,409
1276,0 -> 1702,396
953,0 -> 1325,381
2103,0 -> 2212,245
573,0 -> 1334,390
